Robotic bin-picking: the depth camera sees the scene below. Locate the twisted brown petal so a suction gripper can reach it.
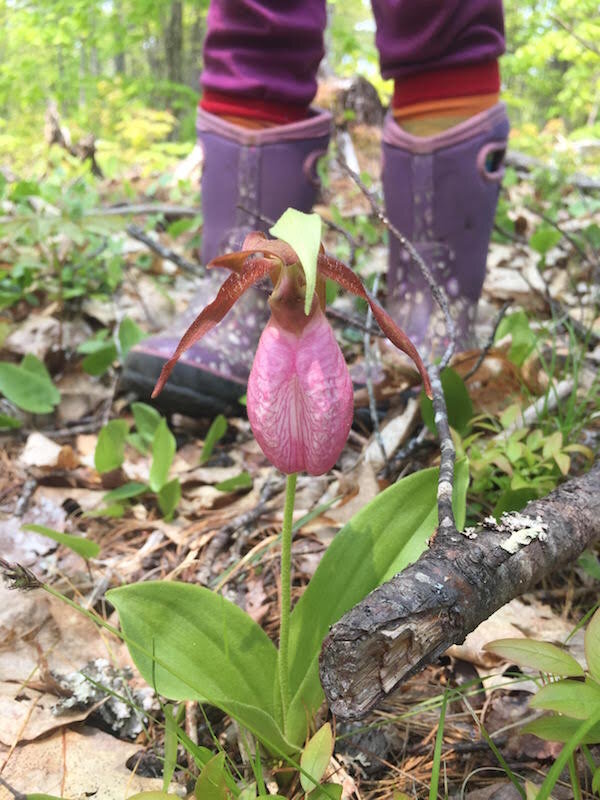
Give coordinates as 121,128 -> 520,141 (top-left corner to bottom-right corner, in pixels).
318,253 -> 432,398
152,256 -> 280,398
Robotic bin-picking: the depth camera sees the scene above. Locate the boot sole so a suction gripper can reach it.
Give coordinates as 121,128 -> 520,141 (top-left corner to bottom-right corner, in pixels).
120,350 -> 246,418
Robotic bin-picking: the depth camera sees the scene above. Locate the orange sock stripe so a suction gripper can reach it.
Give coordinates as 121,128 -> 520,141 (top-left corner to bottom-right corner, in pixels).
393,93 -> 500,123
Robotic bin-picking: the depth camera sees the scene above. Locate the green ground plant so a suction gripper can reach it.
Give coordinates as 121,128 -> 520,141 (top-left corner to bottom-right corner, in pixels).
485,607 -> 600,799
94,404 -> 181,520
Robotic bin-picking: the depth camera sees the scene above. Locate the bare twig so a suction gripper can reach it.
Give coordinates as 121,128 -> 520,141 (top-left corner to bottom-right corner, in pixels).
197,474 -> 283,586
428,364 -> 456,534
14,478 -> 37,518
526,204 -> 597,271
463,301 -> 511,381
326,306 -> 385,338
88,204 -> 202,218
126,224 -> 204,277
550,15 -> 600,58
0,777 -> 27,800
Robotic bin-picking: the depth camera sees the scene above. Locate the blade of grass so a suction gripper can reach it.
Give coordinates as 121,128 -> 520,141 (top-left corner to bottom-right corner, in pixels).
429,690 -> 448,800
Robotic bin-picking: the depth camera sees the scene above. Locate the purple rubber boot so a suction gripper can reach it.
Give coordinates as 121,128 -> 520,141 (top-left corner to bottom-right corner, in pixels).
382,102 -> 509,356
122,108 -> 331,416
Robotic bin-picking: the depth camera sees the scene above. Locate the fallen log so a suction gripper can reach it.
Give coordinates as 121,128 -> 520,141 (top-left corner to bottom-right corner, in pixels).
319,461 -> 600,719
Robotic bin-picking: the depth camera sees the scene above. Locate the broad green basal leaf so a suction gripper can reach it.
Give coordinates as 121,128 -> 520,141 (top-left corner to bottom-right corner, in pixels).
530,678 -> 600,719
270,208 -> 322,316
107,581 -> 291,754
0,355 -> 60,414
300,722 -> 333,793
524,713 -> 600,745
483,638 -> 584,677
285,460 -> 468,745
585,607 -> 600,683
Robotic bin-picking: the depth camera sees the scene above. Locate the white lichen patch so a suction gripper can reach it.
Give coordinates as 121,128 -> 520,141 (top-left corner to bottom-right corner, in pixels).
53,658 -> 159,738
483,512 -> 548,554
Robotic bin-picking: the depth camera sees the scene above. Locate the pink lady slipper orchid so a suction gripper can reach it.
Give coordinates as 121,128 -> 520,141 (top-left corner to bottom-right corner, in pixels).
152,232 -> 432,476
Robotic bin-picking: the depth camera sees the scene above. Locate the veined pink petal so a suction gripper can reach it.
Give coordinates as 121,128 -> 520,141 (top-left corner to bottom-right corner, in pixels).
247,308 -> 353,476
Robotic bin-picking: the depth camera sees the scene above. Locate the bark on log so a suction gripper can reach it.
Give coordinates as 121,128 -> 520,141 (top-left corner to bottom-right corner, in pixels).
319,461 -> 600,720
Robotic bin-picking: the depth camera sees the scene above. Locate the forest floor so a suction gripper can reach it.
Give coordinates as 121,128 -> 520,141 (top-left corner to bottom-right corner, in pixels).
1,105 -> 600,800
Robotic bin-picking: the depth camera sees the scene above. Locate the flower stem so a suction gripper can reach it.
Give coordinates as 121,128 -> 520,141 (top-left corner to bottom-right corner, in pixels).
278,471 -> 297,734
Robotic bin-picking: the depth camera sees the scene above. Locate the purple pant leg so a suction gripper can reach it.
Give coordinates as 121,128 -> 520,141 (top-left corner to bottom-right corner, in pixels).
201,0 -> 326,106
371,0 -> 505,78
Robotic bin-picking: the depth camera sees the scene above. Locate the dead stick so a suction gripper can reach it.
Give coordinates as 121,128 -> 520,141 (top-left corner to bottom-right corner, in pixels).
126,224 -> 204,277
319,461 -> 600,719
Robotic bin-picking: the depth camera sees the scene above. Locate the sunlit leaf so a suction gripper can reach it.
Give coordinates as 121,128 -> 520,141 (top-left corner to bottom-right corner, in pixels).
0,355 -> 60,414
585,608 -> 600,683
94,419 -> 129,473
22,523 -> 99,559
483,638 -> 584,677
200,414 -> 227,464
530,678 -> 600,719
300,723 -> 333,793
149,418 -> 176,491
158,478 -> 181,520
215,472 -> 252,493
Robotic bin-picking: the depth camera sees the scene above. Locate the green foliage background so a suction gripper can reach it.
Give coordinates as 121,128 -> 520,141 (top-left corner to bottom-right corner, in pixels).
0,0 -> 599,175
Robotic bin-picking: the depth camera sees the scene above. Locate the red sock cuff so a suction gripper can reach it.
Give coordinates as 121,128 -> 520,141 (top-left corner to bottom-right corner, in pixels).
200,90 -> 310,125
393,61 -> 500,109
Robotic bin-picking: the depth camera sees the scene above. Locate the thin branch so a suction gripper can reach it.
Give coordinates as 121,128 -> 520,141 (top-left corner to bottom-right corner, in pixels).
550,15 -> 600,58
428,364 -> 456,533
126,224 -> 204,277
526,204 -> 597,271
87,204 -> 202,218
0,777 -> 27,800
463,301 -> 511,381
326,306 -> 385,338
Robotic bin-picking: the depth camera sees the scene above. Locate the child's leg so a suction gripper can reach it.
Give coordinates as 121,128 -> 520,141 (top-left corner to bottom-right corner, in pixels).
372,0 -> 509,352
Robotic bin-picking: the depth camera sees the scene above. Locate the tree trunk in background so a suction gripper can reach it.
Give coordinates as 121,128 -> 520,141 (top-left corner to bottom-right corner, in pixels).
79,43 -> 87,107
166,0 -> 184,85
113,0 -> 125,75
186,6 -> 204,89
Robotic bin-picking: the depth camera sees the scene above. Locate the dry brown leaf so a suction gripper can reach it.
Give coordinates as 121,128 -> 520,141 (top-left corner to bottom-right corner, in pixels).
0,726 -> 163,798
447,596 -> 585,685
363,397 -> 419,471
0,585 -> 127,687
327,461 -> 378,526
56,373 -> 112,424
4,315 -> 61,359
0,682 -> 97,747
20,432 -> 77,469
